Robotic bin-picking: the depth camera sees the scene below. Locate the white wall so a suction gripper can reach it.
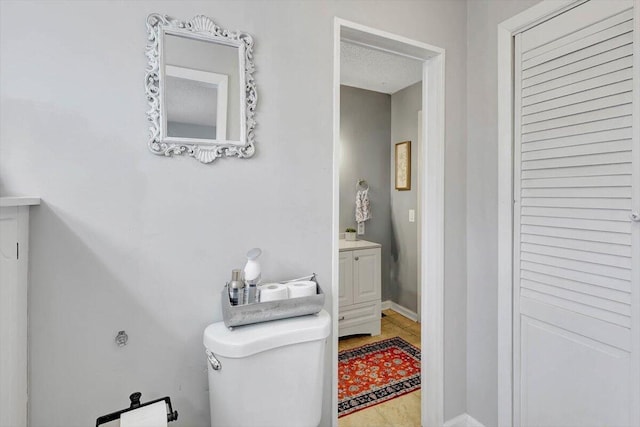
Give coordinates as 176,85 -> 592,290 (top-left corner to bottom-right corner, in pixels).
0,0 -> 468,425
465,1 -> 541,425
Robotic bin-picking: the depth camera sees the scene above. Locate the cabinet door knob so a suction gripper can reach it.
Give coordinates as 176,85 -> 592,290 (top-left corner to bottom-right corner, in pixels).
338,316 -> 345,321
354,256 -> 359,261
631,212 -> 640,222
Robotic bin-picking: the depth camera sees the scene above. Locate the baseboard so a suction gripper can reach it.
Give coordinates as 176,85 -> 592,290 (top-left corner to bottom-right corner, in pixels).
466,414 -> 485,427
444,413 -> 485,427
444,414 -> 468,427
381,300 -> 419,322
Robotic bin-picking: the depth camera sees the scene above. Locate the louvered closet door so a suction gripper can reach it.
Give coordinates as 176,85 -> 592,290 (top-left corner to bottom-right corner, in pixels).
513,1 -> 637,426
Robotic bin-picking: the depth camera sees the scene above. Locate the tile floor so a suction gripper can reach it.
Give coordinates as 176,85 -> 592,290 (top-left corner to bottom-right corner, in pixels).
338,309 -> 421,427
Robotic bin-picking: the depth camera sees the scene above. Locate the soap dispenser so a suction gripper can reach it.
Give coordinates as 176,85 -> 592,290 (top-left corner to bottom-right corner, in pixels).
228,269 -> 245,306
243,248 -> 262,304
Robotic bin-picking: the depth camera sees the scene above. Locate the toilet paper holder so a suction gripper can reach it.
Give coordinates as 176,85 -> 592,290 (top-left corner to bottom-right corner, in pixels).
95,392 -> 178,426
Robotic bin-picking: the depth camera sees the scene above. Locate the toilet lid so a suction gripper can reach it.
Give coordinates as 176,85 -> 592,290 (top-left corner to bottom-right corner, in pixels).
203,310 -> 330,358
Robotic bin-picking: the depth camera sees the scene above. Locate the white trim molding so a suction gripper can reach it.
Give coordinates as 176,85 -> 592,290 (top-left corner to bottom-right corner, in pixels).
630,2 -> 640,427
333,17 -> 445,427
444,413 -> 486,427
423,47 -> 446,427
381,300 -> 419,322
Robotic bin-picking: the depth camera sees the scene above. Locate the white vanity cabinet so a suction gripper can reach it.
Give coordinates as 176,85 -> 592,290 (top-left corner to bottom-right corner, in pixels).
0,197 -> 39,427
338,240 -> 381,337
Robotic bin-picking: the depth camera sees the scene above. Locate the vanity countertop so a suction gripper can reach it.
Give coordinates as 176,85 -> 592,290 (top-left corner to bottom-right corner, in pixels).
0,196 -> 41,207
339,239 -> 381,251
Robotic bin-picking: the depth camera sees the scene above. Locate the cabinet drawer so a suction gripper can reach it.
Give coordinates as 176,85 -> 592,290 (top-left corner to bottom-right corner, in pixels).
338,300 -> 380,329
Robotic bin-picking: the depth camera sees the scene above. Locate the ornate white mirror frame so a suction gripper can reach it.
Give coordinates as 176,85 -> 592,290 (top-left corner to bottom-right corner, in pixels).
145,14 -> 257,163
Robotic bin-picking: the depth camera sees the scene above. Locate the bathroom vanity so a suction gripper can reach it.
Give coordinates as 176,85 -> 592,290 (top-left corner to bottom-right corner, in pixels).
338,239 -> 381,337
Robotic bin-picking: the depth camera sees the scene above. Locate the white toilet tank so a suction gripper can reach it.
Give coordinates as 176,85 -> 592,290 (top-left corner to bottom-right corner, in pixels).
203,310 -> 331,427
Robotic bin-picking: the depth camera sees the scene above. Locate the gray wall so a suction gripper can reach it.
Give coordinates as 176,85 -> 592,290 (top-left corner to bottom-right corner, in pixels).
340,83 -> 424,312
465,1 -> 541,425
390,82 -> 421,313
0,0 -> 468,425
339,85 -> 392,300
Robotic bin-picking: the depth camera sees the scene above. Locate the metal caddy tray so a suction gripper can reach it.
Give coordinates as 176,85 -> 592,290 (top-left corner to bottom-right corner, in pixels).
221,274 -> 325,329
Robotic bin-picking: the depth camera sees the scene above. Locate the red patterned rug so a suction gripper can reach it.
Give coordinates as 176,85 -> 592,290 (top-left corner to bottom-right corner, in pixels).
338,336 -> 421,417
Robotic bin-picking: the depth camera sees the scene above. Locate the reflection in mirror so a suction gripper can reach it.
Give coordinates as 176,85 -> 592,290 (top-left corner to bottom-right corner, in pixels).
163,34 -> 240,141
165,67 -> 225,140
145,14 -> 257,163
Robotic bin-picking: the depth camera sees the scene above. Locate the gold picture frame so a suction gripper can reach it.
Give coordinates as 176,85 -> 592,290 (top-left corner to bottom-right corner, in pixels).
395,141 -> 411,190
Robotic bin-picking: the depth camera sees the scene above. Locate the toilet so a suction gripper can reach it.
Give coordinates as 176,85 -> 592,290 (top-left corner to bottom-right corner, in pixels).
203,310 -> 331,427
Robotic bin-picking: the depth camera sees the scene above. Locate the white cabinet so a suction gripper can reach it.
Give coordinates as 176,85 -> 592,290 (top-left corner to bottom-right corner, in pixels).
338,240 -> 381,337
338,251 -> 353,307
0,197 -> 39,427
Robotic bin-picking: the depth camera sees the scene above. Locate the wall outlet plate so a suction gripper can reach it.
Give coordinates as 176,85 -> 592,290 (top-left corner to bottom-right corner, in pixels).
409,209 -> 415,222
357,222 -> 365,234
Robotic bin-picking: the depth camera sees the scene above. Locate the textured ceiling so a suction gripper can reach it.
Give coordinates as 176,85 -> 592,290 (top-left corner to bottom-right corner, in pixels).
340,41 -> 422,94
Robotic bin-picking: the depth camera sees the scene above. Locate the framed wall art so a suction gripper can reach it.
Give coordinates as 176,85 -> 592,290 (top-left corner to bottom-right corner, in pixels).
395,141 -> 411,191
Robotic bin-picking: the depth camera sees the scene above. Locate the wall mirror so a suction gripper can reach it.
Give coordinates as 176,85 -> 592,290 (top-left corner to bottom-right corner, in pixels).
146,14 -> 257,163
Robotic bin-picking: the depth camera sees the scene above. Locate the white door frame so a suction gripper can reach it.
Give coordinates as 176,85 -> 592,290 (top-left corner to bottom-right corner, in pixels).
417,109 -> 423,322
332,18 -> 445,427
497,1 -> 640,426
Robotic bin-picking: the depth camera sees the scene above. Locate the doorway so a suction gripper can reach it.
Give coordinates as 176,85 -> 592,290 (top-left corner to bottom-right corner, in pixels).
332,19 -> 445,427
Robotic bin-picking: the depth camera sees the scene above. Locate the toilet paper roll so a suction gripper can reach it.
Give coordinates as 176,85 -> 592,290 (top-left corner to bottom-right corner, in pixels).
120,401 -> 167,427
259,283 -> 289,302
286,281 -> 317,299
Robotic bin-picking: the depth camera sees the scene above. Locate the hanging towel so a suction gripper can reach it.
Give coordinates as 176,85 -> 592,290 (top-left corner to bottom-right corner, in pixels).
355,189 -> 371,223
